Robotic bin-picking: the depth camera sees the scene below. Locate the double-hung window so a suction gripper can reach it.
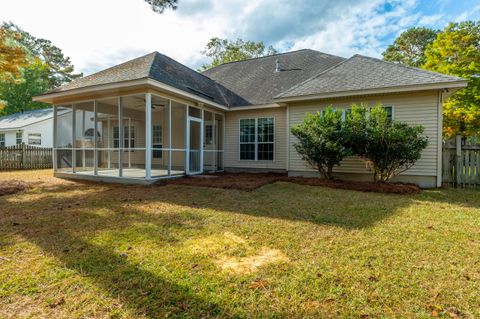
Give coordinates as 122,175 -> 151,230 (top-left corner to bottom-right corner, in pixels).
16,132 -> 23,145
0,133 -> 5,147
152,125 -> 163,158
240,117 -> 274,161
113,126 -> 135,150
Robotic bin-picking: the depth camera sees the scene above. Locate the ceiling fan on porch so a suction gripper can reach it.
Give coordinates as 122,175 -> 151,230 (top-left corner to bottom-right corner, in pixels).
132,96 -> 166,109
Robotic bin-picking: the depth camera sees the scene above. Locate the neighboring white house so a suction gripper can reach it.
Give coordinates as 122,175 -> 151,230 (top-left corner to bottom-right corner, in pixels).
0,108 -> 93,148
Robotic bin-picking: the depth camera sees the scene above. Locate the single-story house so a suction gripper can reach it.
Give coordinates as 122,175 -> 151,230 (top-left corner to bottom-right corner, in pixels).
0,108 -> 94,148
33,49 -> 467,187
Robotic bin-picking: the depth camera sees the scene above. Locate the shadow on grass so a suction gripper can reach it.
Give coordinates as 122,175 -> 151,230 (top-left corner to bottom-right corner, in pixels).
2,177 -> 478,317
1,184 -> 225,318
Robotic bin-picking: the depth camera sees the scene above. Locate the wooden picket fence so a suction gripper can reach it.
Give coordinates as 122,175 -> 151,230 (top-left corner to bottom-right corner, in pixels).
0,144 -> 53,170
443,136 -> 480,188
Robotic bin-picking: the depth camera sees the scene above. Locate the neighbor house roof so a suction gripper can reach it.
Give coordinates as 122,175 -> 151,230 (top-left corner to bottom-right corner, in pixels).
202,49 -> 346,105
0,108 -> 54,130
44,52 -> 249,107
276,55 -> 467,100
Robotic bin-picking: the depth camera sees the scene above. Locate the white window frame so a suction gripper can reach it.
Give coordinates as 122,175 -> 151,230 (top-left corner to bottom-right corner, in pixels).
16,132 -> 23,145
239,117 -> 275,161
113,125 -> 135,151
28,133 -> 42,145
0,133 -> 5,147
152,124 -> 163,159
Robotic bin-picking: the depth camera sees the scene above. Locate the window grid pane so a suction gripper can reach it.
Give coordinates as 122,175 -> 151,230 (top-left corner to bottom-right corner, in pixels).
240,119 -> 255,143
258,143 -> 274,161
257,118 -> 274,143
240,143 -> 255,160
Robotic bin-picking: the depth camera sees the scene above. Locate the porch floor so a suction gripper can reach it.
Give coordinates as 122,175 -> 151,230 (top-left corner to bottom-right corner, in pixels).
56,168 -> 184,181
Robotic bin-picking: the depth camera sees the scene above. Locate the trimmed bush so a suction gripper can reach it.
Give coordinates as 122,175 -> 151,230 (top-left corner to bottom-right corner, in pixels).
291,107 -> 351,179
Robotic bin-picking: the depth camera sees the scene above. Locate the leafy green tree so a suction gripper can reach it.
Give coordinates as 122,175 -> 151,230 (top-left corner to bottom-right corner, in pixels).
291,107 -> 351,179
424,21 -> 480,138
144,0 -> 177,13
1,22 -> 82,87
0,60 -> 50,116
200,38 -> 278,71
346,104 -> 429,182
382,27 -> 438,67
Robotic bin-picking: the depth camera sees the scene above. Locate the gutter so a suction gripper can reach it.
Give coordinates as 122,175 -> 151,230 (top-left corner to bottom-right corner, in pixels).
33,78 -> 230,111
274,81 -> 469,103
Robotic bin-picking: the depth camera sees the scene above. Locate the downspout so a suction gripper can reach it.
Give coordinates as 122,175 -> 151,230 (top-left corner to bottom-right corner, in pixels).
286,104 -> 290,174
437,90 -> 444,188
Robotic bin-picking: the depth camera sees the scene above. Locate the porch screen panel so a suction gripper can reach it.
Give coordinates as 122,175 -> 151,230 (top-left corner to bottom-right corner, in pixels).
55,105 -> 73,172
170,101 -> 186,175
74,102 -> 95,173
120,94 -> 146,178
151,94 -> 169,178
203,111 -> 215,172
96,98 -> 119,177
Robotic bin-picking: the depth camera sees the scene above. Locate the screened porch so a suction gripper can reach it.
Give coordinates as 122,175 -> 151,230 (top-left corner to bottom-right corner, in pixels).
53,93 -> 224,182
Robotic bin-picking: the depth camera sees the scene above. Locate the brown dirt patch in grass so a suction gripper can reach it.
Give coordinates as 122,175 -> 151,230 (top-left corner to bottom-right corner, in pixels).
0,180 -> 30,196
165,172 -> 420,194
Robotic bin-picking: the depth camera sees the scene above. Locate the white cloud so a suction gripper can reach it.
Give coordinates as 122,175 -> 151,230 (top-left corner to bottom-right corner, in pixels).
0,0 -> 446,74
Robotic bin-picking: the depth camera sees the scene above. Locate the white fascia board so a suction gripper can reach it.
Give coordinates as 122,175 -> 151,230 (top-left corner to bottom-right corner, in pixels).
33,78 -> 229,111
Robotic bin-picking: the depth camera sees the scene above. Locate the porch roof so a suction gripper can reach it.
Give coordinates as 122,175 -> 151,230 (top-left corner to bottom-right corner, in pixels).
36,52 -> 248,107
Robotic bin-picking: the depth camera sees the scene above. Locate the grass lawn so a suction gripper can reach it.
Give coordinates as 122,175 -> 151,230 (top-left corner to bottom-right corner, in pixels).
0,170 -> 479,318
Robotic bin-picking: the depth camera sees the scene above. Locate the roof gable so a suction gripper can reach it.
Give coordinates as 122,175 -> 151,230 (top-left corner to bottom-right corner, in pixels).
277,55 -> 466,99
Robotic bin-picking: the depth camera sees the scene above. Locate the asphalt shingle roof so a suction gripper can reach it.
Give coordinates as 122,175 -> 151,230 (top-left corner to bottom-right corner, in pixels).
46,52 -> 248,107
202,49 -> 346,105
277,54 -> 466,98
40,50 -> 466,107
0,108 -> 53,129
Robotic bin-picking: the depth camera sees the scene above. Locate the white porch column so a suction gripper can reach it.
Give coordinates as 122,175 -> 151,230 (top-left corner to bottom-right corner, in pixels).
185,105 -> 189,175
200,109 -> 204,173
222,113 -> 225,170
118,97 -> 124,177
107,117 -> 111,169
52,105 -> 57,171
145,93 -> 152,179
168,99 -> 172,176
72,104 -> 76,173
82,109 -> 86,170
93,100 -> 98,175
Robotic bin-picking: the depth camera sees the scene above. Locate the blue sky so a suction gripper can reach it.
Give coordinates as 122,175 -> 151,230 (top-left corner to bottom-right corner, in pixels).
1,0 -> 479,75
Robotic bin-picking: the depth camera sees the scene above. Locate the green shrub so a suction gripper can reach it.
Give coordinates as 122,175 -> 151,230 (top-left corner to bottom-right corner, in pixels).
291,107 -> 351,179
346,104 -> 429,182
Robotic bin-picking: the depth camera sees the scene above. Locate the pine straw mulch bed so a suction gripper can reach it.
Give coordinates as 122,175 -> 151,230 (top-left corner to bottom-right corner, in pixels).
164,172 -> 420,194
0,180 -> 30,196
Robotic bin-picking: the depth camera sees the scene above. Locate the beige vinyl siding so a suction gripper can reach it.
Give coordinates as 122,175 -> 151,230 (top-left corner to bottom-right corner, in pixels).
288,91 -> 440,176
224,107 -> 287,170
